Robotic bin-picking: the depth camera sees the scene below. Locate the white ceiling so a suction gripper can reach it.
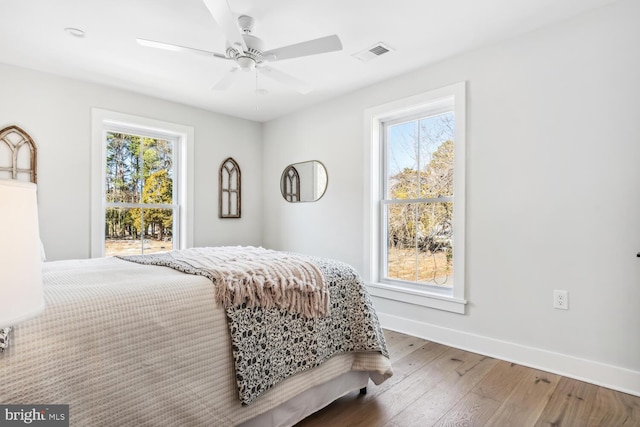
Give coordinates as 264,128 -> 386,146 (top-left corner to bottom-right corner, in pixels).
0,0 -> 617,122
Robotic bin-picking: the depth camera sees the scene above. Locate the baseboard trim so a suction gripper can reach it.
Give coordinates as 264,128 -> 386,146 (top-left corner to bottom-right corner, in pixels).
378,312 -> 640,397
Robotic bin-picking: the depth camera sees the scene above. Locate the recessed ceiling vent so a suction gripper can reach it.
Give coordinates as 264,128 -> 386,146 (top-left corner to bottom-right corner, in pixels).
353,42 -> 393,62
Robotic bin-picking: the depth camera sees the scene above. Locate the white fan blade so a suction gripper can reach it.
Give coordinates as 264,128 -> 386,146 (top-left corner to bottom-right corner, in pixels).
137,38 -> 228,59
259,66 -> 312,94
263,35 -> 342,62
201,0 -> 247,52
212,67 -> 241,91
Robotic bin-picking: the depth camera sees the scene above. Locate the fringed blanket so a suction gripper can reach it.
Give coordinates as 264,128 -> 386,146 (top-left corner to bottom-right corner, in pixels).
121,246 -> 329,318
120,246 -> 390,405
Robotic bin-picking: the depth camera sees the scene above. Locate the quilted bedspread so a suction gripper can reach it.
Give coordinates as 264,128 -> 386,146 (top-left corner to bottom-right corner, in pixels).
0,252 -> 392,426
121,247 -> 391,404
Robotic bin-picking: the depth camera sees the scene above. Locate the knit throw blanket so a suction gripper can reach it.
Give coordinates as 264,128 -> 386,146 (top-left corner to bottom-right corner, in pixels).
121,246 -> 329,318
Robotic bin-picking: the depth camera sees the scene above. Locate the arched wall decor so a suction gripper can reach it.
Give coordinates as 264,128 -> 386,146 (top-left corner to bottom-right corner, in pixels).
282,165 -> 300,202
219,157 -> 241,218
0,125 -> 38,183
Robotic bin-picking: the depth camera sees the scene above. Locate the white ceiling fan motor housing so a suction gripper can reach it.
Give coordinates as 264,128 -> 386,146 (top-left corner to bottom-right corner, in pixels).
227,16 -> 265,71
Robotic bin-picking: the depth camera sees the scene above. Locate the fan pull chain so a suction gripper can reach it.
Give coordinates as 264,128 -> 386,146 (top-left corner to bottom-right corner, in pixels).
255,70 -> 260,111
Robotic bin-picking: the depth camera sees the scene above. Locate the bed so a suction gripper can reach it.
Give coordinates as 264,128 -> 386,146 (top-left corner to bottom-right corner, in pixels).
1,249 -> 391,426
0,126 -> 392,426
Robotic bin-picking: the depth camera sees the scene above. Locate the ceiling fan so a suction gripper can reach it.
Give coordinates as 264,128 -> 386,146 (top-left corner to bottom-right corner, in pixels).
136,0 -> 343,94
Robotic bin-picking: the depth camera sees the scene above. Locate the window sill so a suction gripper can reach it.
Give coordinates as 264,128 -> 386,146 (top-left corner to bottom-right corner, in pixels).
366,282 -> 467,314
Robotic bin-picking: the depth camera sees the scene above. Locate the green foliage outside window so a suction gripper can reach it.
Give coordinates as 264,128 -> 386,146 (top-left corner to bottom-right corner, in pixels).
105,133 -> 174,245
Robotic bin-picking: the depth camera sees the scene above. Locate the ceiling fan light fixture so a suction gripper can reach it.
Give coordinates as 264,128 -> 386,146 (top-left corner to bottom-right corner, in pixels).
237,56 -> 255,71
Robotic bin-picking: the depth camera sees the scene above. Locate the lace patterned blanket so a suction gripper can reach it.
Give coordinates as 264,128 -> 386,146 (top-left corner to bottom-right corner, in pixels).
120,246 -> 390,405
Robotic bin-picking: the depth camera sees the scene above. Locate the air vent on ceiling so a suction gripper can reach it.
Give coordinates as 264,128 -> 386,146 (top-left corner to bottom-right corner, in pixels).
352,42 -> 393,62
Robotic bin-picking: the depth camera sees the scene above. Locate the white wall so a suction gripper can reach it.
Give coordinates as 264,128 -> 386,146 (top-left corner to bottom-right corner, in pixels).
0,64 -> 263,261
263,0 -> 640,394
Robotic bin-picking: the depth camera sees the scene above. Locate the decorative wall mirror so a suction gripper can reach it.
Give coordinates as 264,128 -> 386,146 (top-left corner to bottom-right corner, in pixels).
280,160 -> 327,203
219,157 -> 241,218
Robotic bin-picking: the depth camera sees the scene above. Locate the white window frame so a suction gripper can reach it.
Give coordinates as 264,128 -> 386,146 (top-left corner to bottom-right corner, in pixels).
91,109 -> 194,258
363,82 -> 467,314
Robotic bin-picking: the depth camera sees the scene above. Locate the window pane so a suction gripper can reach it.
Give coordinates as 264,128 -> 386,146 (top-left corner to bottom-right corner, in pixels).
416,201 -> 453,286
105,207 -> 141,256
105,207 -> 173,256
386,202 -> 417,282
386,113 -> 455,201
419,112 -> 455,197
105,133 -> 142,203
385,202 -> 453,287
141,208 -> 173,254
141,169 -> 173,205
141,138 -> 174,205
386,121 -> 419,199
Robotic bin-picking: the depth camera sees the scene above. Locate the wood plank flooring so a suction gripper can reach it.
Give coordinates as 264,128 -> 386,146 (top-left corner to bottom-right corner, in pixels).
296,330 -> 640,427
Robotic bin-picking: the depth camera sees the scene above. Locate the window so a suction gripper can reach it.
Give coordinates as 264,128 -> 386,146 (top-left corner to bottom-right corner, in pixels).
103,132 -> 177,256
364,83 -> 466,313
91,109 -> 194,257
383,111 -> 454,285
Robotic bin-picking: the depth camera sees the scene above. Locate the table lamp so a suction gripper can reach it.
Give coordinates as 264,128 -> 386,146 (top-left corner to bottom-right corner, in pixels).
0,179 -> 45,352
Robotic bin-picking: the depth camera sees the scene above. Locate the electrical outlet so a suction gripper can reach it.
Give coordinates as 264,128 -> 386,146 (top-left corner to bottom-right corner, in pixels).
553,290 -> 569,310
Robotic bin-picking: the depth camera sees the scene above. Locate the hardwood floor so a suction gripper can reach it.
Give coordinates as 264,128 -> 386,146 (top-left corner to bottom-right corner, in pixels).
296,330 -> 640,427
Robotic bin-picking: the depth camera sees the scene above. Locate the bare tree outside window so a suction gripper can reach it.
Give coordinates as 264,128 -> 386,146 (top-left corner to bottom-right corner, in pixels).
384,112 -> 455,287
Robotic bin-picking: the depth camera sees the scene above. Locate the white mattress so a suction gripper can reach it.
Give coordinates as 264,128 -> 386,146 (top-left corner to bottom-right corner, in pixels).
0,257 -> 391,426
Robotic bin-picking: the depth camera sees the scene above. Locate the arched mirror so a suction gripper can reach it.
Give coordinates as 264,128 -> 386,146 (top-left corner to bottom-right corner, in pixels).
280,161 -> 327,202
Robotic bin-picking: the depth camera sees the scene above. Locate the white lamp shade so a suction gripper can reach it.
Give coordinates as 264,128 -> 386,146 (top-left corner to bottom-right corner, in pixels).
0,180 -> 45,326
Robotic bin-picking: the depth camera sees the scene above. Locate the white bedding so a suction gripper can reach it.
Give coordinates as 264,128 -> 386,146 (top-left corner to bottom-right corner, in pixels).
0,257 -> 391,426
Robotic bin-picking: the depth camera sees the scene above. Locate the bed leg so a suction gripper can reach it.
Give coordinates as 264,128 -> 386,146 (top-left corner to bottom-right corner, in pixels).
359,387 -> 367,395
